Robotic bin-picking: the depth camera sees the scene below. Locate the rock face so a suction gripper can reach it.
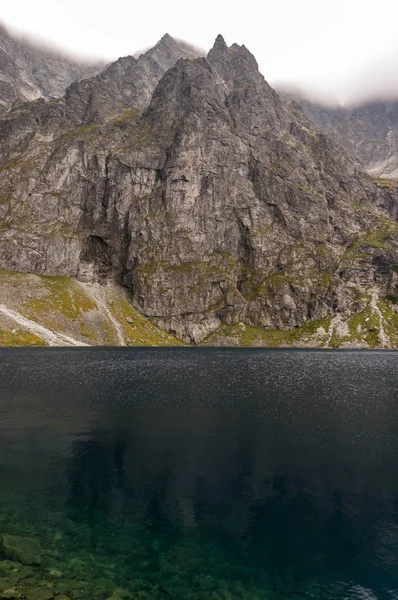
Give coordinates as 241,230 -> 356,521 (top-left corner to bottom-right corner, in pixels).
1,34 -> 398,345
0,22 -> 103,116
281,92 -> 398,178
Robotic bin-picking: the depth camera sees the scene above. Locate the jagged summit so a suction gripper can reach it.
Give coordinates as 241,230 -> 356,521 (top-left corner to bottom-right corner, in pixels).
206,35 -> 263,95
207,35 -> 258,66
156,33 -> 177,48
139,33 -> 197,64
230,42 -> 259,68
211,34 -> 229,52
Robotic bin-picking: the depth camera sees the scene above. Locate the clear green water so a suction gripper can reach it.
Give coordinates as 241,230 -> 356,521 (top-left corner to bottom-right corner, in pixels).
0,348 -> 397,599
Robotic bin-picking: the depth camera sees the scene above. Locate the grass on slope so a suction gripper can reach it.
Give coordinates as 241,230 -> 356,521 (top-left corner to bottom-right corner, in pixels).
0,270 -> 184,346
0,326 -> 47,346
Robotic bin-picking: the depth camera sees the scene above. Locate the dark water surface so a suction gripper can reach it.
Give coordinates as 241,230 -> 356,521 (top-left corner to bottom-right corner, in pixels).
0,348 -> 398,600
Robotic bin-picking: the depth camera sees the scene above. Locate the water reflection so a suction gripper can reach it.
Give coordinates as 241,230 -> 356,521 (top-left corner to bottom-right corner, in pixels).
0,348 -> 397,598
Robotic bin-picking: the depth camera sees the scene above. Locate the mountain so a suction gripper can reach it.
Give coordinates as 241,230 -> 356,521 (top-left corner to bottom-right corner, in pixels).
62,33 -> 200,126
1,34 -> 398,347
281,90 -> 398,178
0,22 -> 105,115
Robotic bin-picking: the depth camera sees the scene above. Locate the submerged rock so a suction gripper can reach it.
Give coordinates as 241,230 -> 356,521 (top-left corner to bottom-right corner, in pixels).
0,587 -> 26,599
0,560 -> 22,573
0,585 -> 55,600
24,589 -> 54,600
105,590 -> 131,600
1,537 -> 41,567
45,570 -> 62,581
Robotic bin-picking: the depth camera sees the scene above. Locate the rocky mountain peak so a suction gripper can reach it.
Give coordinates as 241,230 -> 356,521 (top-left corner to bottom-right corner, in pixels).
230,43 -> 259,70
211,34 -> 229,53
56,34 -> 203,126
207,36 -> 261,94
139,33 -> 199,69
155,33 -> 178,50
1,33 -> 398,347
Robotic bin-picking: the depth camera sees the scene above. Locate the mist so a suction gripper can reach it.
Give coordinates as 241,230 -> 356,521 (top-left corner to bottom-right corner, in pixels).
0,19 -> 104,65
3,4 -> 398,109
273,44 -> 398,108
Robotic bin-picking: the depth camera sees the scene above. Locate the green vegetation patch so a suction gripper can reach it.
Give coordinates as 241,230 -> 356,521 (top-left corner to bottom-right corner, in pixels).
342,222 -> 398,264
203,317 -> 331,348
20,275 -> 100,342
0,327 -> 47,347
60,124 -> 98,144
378,300 -> 398,346
0,271 -> 184,346
370,178 -> 398,190
0,159 -> 35,172
25,275 -> 98,319
107,107 -> 139,124
0,193 -> 12,205
328,303 -> 381,348
108,291 -> 184,346
295,182 -> 323,201
347,305 -> 380,347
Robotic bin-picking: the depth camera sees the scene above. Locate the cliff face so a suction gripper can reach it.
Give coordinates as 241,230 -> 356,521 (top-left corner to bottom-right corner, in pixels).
282,93 -> 398,179
1,34 -> 398,346
0,22 -> 103,115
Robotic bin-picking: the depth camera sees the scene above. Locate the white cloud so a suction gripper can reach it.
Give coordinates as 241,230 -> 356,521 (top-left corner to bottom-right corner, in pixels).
2,0 -> 398,104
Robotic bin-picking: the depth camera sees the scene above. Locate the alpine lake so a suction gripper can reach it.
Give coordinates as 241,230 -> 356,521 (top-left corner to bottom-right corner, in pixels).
0,348 -> 397,600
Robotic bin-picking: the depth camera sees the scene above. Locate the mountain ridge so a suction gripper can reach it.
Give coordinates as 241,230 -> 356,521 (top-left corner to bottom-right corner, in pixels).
1,34 -> 398,347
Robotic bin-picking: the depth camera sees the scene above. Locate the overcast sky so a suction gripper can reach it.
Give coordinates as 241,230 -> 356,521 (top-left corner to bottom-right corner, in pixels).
3,0 -> 398,105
